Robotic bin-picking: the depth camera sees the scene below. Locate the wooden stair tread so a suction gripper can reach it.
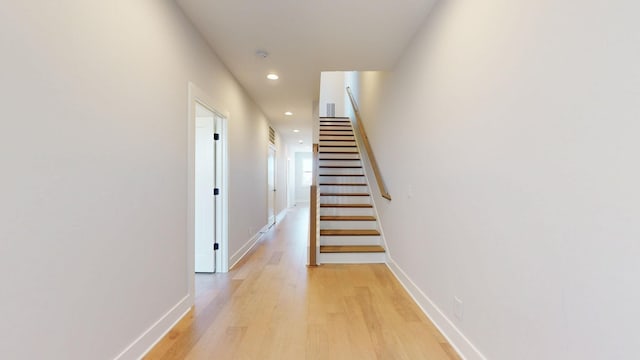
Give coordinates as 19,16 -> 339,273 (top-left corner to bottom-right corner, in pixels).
319,158 -> 361,161
319,144 -> 357,147
320,193 -> 370,196
319,133 -> 354,136
318,139 -> 355,141
318,174 -> 365,176
319,116 -> 350,119
319,165 -> 362,168
319,151 -> 359,154
319,183 -> 367,186
319,149 -> 358,151
320,229 -> 380,236
320,245 -> 385,253
320,216 -> 376,221
319,143 -> 357,146
320,203 -> 372,208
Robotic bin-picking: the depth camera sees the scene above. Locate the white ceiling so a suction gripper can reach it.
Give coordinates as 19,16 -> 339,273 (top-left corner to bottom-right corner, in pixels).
177,0 -> 434,146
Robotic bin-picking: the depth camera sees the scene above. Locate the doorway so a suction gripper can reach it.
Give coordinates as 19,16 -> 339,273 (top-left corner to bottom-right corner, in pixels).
294,152 -> 312,205
194,103 -> 221,273
267,146 -> 276,227
188,83 -> 228,284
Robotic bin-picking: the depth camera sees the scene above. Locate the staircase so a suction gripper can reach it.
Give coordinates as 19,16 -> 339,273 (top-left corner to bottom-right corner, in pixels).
317,117 -> 385,263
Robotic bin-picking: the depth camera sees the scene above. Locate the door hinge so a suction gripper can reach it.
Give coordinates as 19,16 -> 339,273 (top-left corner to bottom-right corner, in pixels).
214,133 -> 220,141
213,188 -> 220,196
213,243 -> 219,251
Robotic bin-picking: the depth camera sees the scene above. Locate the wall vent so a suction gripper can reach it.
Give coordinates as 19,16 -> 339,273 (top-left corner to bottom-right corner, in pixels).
269,126 -> 276,145
326,103 -> 336,117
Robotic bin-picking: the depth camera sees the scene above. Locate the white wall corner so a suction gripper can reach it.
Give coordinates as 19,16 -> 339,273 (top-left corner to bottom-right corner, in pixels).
385,258 -> 487,360
114,295 -> 192,360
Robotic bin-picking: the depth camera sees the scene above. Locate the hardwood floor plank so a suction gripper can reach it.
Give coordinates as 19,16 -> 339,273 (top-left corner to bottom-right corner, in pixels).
145,206 -> 459,360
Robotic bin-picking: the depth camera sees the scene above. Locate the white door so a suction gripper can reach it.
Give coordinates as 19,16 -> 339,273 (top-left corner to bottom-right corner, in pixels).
195,103 -> 216,272
267,146 -> 276,226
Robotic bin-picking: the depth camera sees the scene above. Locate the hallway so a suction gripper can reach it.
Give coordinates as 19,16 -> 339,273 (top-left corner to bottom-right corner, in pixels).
146,206 -> 460,359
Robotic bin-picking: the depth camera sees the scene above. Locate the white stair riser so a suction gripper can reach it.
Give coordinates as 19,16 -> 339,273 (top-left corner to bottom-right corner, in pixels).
318,176 -> 366,184
319,136 -> 355,141
318,160 -> 362,167
319,126 -> 354,131
320,196 -> 371,204
319,141 -> 357,147
320,207 -> 375,216
320,221 -> 378,230
320,235 -> 381,245
319,148 -> 359,154
318,168 -> 364,176
319,131 -> 354,136
318,153 -> 360,160
320,185 -> 370,193
318,252 -> 386,264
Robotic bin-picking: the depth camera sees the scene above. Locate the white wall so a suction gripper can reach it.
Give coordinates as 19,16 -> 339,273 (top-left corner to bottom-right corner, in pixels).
351,1 -> 640,359
0,1 -> 273,359
294,152 -> 312,204
273,132 -> 289,218
318,71 -> 347,117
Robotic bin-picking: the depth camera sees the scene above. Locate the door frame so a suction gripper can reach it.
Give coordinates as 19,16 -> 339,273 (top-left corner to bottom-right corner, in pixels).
187,82 -> 229,300
267,145 -> 277,227
194,104 -> 217,273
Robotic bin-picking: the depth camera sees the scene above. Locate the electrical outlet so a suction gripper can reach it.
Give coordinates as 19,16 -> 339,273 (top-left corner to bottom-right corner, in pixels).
453,296 -> 463,321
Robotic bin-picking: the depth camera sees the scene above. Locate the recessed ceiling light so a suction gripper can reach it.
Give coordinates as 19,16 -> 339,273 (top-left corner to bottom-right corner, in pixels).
267,73 -> 279,80
284,111 -> 293,116
293,129 -> 300,133
298,140 -> 304,144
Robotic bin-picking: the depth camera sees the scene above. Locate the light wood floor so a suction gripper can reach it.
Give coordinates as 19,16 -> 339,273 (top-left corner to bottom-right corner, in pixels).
145,206 -> 461,360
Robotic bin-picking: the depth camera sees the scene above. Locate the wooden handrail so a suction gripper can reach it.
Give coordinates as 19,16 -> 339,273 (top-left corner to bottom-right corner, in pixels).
308,143 -> 319,266
346,87 -> 391,201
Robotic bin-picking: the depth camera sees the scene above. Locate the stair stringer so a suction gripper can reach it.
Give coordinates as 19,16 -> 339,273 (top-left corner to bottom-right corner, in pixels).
344,116 -> 391,261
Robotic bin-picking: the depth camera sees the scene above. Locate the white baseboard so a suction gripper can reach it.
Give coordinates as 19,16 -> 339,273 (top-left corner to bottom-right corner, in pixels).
114,295 -> 192,360
385,257 -> 487,360
275,208 -> 288,223
229,229 -> 266,270
230,210 -> 289,270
